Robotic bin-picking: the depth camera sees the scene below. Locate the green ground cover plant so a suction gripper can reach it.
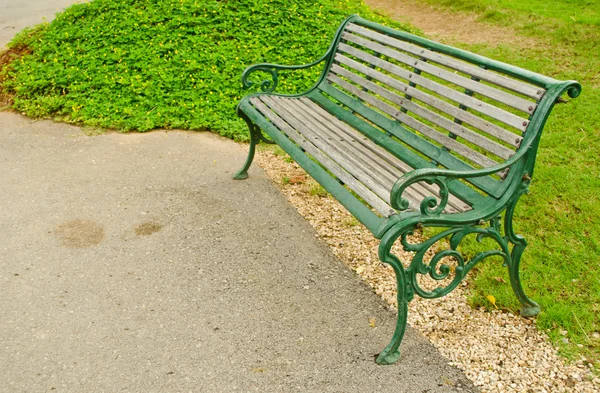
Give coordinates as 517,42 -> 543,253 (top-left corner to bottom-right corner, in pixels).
0,0 -> 406,139
415,0 -> 600,368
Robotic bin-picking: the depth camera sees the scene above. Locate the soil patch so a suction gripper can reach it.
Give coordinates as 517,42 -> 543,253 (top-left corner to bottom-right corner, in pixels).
365,0 -> 536,47
0,44 -> 31,108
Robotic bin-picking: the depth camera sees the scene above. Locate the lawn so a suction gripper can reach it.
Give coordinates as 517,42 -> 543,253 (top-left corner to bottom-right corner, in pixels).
1,0 -> 598,369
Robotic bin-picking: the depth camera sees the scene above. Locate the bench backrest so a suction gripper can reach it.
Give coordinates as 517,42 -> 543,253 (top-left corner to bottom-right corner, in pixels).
314,16 -> 577,200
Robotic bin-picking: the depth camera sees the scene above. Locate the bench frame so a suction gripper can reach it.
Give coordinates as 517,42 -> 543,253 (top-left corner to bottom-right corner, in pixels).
233,15 -> 581,364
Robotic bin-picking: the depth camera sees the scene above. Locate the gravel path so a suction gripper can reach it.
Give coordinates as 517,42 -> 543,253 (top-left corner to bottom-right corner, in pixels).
256,149 -> 600,393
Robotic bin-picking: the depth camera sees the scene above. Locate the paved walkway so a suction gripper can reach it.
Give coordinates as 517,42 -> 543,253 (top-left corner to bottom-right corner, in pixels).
0,2 -> 477,392
0,0 -> 83,48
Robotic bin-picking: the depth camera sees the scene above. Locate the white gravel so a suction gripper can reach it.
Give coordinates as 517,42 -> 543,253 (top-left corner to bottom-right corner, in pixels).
255,148 -> 600,393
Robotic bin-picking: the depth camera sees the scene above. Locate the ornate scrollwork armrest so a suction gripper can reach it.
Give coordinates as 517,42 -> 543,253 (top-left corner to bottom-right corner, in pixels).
390,149 -> 531,216
391,174 -> 451,216
240,37 -> 340,94
241,54 -> 331,93
242,64 -> 280,93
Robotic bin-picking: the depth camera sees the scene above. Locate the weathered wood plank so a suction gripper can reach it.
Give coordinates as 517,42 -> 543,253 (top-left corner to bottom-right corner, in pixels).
296,97 -> 472,212
311,86 -> 500,199
251,97 -> 397,217
342,32 -> 536,114
346,23 -> 544,101
330,64 -> 515,160
273,97 -> 433,211
276,96 -> 469,213
336,45 -> 529,131
298,97 -> 471,212
265,96 -> 435,212
266,96 -> 397,203
332,54 -> 523,146
327,73 -> 500,169
275,98 -> 399,189
292,96 -> 471,212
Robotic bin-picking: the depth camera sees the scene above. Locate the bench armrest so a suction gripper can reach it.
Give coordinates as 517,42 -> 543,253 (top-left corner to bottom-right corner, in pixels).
390,148 -> 530,216
240,16 -> 357,93
241,55 -> 330,93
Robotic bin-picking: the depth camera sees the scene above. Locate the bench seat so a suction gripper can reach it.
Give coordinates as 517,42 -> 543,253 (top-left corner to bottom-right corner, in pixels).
250,95 -> 472,217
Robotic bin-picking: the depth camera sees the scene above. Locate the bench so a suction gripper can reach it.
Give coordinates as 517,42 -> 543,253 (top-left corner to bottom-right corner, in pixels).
233,15 -> 581,364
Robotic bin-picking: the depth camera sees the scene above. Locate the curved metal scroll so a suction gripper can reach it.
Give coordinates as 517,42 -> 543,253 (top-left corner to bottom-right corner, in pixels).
392,176 -> 450,216
242,65 -> 280,93
391,218 -> 510,300
239,17 -> 351,94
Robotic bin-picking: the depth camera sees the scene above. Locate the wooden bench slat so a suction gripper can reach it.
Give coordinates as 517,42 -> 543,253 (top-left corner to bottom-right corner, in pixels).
282,96 -> 453,212
330,64 -> 515,160
326,73 -> 501,169
332,54 -> 523,147
336,44 -> 529,131
346,23 -> 545,101
266,95 -> 461,213
299,98 -> 472,213
296,97 -> 472,213
299,97 -> 416,175
315,84 -> 505,198
262,96 -> 401,206
342,32 -> 536,114
250,97 -> 397,217
275,98 -> 400,191
295,98 -> 432,201
276,96 -> 469,214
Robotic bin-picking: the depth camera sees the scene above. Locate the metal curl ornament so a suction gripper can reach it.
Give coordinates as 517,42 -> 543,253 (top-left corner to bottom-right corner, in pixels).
241,66 -> 279,93
392,175 -> 450,216
398,218 -> 510,300
413,248 -> 466,299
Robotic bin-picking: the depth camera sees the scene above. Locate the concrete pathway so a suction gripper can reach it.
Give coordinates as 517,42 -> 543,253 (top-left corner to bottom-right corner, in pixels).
1,0 -> 83,49
0,114 -> 477,393
0,1 -> 478,391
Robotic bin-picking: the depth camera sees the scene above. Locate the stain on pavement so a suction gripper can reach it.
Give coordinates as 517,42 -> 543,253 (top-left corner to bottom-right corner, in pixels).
53,219 -> 105,248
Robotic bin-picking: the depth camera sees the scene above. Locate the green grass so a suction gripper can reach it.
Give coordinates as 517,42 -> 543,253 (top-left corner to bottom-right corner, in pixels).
426,0 -> 600,26
343,217 -> 360,227
0,0 -> 408,140
414,0 -> 600,369
309,183 -> 328,197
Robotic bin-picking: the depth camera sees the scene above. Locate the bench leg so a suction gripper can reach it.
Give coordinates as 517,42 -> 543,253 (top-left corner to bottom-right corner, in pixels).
233,114 -> 259,180
375,261 -> 408,365
375,231 -> 410,365
505,202 -> 540,317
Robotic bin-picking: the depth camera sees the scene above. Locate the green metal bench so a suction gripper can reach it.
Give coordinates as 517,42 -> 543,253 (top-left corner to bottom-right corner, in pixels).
233,15 -> 581,365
